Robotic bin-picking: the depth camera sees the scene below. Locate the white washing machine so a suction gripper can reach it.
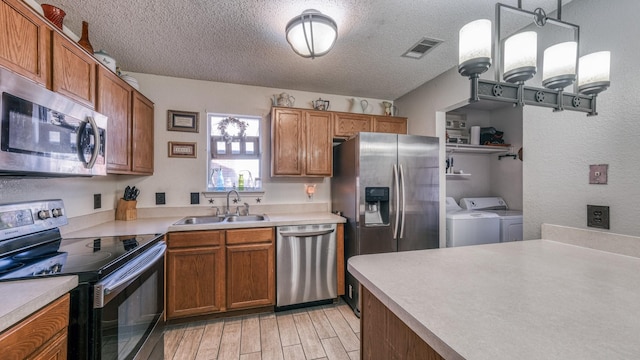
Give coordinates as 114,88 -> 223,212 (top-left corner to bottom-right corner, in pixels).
445,197 -> 500,247
459,197 -> 523,242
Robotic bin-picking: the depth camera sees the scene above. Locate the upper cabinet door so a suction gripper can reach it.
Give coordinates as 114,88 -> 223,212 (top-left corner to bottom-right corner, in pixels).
131,91 -> 154,174
97,67 -> 132,173
373,116 -> 407,135
0,0 -> 50,86
271,108 -> 304,176
333,113 -> 372,139
305,111 -> 333,176
52,32 -> 96,108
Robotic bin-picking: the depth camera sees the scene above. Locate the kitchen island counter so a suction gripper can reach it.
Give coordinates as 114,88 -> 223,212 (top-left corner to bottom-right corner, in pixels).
0,275 -> 78,333
348,240 -> 640,360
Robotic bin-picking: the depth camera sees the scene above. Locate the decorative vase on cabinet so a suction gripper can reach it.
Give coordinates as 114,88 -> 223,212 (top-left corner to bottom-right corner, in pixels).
78,21 -> 94,53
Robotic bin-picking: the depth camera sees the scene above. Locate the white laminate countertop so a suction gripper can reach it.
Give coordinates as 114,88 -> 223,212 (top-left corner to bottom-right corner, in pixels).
348,240 -> 640,360
0,276 -> 78,333
63,212 -> 345,238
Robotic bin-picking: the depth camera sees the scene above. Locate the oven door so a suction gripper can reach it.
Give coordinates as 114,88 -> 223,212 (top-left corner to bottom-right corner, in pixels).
92,241 -> 166,360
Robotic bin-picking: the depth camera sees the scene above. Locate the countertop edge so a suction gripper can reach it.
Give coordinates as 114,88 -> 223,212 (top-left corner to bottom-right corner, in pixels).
0,275 -> 78,333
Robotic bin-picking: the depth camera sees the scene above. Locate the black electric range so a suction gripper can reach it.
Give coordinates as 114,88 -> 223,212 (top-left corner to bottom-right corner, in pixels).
0,199 -> 166,360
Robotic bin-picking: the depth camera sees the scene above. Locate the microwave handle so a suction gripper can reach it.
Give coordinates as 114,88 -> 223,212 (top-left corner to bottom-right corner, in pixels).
84,116 -> 100,169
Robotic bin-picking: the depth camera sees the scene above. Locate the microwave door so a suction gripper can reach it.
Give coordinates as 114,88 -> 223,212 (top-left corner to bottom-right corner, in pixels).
77,116 -> 100,169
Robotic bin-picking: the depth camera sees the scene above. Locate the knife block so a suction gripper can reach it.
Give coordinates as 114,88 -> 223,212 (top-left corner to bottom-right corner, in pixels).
115,199 -> 137,221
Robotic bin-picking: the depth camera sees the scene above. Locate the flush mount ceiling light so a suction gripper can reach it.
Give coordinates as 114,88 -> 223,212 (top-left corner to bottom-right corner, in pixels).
458,1 -> 611,116
286,9 -> 337,59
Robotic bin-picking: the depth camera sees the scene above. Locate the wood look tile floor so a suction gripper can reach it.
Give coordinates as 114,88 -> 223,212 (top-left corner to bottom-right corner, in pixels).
158,301 -> 361,360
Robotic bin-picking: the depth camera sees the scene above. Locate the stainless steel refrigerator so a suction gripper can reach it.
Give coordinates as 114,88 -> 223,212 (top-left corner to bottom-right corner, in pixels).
331,132 -> 439,315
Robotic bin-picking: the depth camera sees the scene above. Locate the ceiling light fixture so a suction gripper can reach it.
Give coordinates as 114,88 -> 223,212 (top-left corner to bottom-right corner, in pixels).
286,9 -> 337,59
458,1 -> 610,116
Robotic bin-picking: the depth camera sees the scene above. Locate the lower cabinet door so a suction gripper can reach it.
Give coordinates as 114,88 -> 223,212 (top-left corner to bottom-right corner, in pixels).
166,246 -> 225,319
226,242 -> 275,309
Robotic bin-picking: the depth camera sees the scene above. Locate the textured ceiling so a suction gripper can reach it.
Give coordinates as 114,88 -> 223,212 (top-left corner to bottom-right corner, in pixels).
34,0 -> 575,100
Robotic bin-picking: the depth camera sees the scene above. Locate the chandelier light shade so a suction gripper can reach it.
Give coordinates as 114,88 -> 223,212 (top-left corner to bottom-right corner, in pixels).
542,41 -> 577,90
578,51 -> 611,95
503,31 -> 537,83
458,19 -> 492,77
457,2 -> 611,116
285,9 -> 337,59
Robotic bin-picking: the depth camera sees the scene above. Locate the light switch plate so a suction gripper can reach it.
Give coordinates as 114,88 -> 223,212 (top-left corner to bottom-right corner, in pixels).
589,164 -> 608,184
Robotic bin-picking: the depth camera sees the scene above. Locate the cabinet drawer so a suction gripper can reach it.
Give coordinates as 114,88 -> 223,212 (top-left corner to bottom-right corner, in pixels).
0,293 -> 70,360
168,230 -> 223,248
226,228 -> 273,245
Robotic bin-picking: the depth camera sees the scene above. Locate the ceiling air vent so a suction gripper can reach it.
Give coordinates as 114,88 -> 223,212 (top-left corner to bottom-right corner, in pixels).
402,37 -> 443,59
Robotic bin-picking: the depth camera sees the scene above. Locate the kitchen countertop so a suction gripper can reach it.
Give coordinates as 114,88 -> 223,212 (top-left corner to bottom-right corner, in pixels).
348,240 -> 640,360
0,275 -> 78,333
63,212 -> 345,238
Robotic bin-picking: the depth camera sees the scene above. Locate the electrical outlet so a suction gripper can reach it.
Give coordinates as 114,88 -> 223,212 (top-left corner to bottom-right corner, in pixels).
190,192 -> 200,205
587,205 -> 610,229
155,192 -> 166,205
93,194 -> 101,209
589,164 -> 608,184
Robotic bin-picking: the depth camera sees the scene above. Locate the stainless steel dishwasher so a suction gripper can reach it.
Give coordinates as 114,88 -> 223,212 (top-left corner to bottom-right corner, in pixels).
276,223 -> 337,308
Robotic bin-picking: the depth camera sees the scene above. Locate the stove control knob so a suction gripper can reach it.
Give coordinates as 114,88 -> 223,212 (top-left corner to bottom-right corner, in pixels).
51,208 -> 63,218
37,210 -> 51,220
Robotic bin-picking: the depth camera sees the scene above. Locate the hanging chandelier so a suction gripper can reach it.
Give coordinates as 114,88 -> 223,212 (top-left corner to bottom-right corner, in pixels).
458,1 -> 610,116
286,9 -> 337,59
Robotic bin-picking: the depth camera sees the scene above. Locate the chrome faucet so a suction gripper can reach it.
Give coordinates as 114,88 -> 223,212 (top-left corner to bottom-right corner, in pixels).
226,190 -> 240,215
243,202 -> 250,216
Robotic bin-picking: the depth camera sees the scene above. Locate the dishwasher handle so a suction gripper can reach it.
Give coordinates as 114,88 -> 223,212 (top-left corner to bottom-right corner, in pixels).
278,229 -> 335,237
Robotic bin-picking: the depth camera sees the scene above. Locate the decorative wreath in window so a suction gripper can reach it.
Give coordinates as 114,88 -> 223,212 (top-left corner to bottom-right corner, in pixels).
217,117 -> 248,144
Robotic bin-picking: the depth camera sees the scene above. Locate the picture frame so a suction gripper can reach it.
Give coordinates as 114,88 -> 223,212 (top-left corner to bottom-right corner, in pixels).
168,141 -> 197,158
167,110 -> 199,132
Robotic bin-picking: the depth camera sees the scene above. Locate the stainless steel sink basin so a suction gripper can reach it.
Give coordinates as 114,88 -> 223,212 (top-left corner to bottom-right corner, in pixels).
174,216 -> 225,225
224,214 -> 268,222
174,214 -> 268,225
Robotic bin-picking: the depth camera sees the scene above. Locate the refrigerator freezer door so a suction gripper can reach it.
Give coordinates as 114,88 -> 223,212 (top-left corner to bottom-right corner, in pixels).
397,134 -> 439,251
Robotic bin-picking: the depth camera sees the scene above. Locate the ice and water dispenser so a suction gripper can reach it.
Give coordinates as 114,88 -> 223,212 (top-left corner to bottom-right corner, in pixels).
364,187 -> 390,226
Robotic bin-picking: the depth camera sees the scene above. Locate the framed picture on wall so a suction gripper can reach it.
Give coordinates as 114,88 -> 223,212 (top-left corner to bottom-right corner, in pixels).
168,141 -> 197,158
167,110 -> 199,132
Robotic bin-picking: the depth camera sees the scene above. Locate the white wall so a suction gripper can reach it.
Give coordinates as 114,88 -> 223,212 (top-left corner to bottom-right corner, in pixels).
523,0 -> 640,238
0,73 -> 389,218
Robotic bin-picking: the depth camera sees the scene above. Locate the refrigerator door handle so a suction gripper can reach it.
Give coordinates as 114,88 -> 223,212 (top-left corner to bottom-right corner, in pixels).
393,164 -> 400,239
399,164 -> 406,239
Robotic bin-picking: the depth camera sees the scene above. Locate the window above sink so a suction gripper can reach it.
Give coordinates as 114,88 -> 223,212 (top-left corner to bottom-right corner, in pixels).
207,114 -> 262,192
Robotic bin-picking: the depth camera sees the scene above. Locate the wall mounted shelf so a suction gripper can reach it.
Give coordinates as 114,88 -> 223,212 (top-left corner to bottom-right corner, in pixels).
446,143 -> 511,154
446,173 -> 472,180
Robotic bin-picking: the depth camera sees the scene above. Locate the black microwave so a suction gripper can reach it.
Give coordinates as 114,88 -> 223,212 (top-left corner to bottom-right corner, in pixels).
0,68 -> 107,177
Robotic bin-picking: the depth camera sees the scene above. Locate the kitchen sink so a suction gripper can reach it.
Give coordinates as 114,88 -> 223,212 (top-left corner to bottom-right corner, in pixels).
224,214 -> 268,222
174,216 -> 225,225
174,214 -> 268,225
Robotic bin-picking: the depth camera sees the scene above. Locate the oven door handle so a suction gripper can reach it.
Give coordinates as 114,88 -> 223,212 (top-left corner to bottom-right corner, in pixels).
93,241 -> 166,308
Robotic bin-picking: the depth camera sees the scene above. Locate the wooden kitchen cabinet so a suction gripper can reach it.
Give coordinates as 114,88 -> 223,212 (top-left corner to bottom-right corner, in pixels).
373,115 -> 408,134
0,293 -> 70,360
225,228 -> 275,310
271,107 -> 332,177
98,68 -> 154,175
52,32 -> 96,109
333,112 -> 372,139
97,67 -> 132,172
0,0 -> 50,86
166,231 -> 225,320
130,91 -> 154,174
